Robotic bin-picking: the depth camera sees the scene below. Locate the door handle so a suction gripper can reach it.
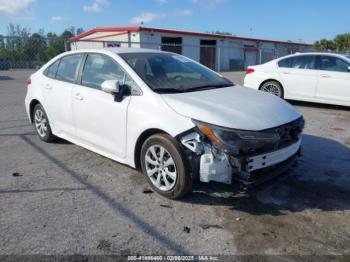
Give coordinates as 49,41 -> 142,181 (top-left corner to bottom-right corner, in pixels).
74,93 -> 84,100
282,72 -> 291,75
44,84 -> 52,90
320,74 -> 331,78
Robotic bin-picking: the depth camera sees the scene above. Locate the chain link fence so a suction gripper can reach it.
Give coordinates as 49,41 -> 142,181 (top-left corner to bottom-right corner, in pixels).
0,36 -> 69,70
0,36 -> 316,72
316,50 -> 350,56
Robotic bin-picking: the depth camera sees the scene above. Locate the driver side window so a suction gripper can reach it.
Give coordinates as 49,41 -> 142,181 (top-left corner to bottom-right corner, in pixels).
81,53 -> 136,90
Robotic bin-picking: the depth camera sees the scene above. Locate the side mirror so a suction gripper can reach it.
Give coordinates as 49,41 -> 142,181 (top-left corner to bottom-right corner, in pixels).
348,66 -> 350,72
101,80 -> 120,94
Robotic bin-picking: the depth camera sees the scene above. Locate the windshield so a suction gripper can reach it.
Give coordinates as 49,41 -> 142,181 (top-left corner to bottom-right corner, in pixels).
120,52 -> 233,93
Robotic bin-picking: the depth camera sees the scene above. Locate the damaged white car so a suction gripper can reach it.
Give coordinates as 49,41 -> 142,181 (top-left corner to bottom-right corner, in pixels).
25,48 -> 304,199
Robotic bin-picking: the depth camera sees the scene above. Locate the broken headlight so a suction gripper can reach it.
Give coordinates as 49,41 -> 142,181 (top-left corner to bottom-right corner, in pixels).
193,120 -> 280,155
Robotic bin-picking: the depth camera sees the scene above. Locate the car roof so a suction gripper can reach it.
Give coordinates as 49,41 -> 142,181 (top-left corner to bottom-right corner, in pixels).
274,52 -> 350,63
106,47 -> 165,54
66,47 -> 166,56
41,48 -> 173,71
57,48 -> 172,60
282,52 -> 349,59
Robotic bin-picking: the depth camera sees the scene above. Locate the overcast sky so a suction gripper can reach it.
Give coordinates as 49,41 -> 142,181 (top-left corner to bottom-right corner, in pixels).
0,0 -> 349,43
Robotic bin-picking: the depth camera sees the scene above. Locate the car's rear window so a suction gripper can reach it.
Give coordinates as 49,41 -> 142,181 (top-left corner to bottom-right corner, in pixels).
278,57 -> 293,68
44,59 -> 60,79
278,55 -> 316,70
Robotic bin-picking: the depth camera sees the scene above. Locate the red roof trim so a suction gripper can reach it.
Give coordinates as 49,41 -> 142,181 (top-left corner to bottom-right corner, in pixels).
69,26 -> 311,46
88,31 -> 128,40
70,26 -> 140,41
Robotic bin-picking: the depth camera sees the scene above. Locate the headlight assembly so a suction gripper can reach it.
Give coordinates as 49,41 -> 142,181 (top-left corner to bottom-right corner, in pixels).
193,120 -> 280,155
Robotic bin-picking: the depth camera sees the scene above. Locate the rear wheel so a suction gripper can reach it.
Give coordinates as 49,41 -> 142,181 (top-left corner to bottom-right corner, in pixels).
260,81 -> 284,98
33,104 -> 57,142
140,134 -> 192,199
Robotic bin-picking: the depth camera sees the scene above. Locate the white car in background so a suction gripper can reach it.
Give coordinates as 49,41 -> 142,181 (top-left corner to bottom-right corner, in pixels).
244,53 -> 350,107
25,48 -> 304,199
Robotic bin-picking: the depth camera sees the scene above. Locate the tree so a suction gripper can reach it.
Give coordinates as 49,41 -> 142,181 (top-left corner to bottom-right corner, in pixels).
61,29 -> 74,39
45,32 -> 64,59
313,33 -> 350,52
64,26 -> 84,36
3,24 -> 32,64
0,24 -> 84,68
334,33 -> 350,52
76,28 -> 84,35
0,35 -> 8,60
24,33 -> 47,63
7,23 -> 31,38
0,35 -> 5,49
313,39 -> 335,51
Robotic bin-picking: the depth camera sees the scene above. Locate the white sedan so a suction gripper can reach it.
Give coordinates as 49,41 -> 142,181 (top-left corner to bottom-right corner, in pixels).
25,48 -> 304,199
244,52 -> 350,107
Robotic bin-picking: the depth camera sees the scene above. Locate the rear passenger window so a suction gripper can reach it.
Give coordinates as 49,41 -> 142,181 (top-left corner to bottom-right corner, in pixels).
292,56 -> 315,69
44,59 -> 60,78
278,56 -> 316,70
56,54 -> 83,82
278,57 -> 293,68
81,54 -> 127,89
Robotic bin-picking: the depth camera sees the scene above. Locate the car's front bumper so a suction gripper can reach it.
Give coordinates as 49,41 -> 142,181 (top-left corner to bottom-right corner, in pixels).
234,149 -> 300,187
228,138 -> 302,185
246,138 -> 301,172
181,131 -> 302,186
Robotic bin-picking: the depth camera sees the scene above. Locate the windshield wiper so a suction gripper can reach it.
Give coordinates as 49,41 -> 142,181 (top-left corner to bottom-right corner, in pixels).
152,82 -> 233,94
185,83 -> 233,92
152,88 -> 185,94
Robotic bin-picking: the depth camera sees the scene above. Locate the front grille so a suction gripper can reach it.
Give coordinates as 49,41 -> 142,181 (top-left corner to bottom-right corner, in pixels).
242,117 -> 304,156
265,116 -> 304,150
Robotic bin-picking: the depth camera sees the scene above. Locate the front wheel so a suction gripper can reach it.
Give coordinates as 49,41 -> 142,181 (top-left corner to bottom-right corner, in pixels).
260,81 -> 284,98
140,134 -> 192,199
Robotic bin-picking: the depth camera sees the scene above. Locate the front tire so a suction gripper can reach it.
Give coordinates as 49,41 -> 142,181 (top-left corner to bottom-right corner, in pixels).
260,81 -> 284,98
140,134 -> 192,199
33,104 -> 57,142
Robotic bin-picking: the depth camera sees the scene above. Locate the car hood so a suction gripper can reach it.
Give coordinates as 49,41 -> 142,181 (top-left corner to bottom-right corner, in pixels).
160,85 -> 301,131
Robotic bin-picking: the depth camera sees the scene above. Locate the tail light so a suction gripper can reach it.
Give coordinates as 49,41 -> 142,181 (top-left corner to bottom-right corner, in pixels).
26,78 -> 31,85
246,68 -> 255,74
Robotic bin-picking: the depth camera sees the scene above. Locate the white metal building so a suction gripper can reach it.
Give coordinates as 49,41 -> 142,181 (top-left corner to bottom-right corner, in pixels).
70,26 -> 312,71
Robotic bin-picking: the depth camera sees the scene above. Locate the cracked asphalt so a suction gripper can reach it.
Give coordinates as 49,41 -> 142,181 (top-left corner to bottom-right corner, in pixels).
0,69 -> 349,256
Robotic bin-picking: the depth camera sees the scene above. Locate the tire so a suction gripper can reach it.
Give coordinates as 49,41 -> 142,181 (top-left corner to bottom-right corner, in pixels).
140,133 -> 193,199
33,104 -> 58,142
260,81 -> 284,98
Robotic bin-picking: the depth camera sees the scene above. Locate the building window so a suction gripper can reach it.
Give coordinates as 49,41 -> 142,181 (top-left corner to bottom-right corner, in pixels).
161,37 -> 182,54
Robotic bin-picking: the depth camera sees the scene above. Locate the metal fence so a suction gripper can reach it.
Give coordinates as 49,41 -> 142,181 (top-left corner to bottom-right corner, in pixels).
0,36 -> 327,72
317,50 -> 350,56
0,36 -> 69,70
